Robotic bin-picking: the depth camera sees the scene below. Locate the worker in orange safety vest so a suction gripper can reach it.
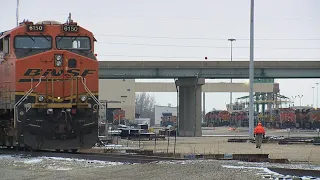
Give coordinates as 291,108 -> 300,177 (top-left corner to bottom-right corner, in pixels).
254,122 -> 265,149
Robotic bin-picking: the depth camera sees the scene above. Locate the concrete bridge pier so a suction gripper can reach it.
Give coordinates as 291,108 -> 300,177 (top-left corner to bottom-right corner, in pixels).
176,78 -> 205,137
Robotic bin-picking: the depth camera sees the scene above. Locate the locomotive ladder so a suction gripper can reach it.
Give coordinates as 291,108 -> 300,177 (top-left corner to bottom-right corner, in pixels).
14,76 -> 45,126
78,76 -> 106,123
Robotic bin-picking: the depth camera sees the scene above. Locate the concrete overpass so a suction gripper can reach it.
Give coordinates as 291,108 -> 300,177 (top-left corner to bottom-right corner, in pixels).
98,61 -> 294,137
98,61 -> 320,79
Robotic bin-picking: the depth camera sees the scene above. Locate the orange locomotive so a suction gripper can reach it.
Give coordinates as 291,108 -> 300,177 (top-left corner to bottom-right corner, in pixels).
0,14 -> 101,152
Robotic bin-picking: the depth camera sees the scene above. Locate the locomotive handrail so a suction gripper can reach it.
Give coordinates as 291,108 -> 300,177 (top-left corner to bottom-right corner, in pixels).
14,76 -> 45,126
78,76 -> 104,107
77,76 -> 107,124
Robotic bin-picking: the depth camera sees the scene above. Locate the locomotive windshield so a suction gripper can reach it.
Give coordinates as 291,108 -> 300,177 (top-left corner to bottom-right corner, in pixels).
14,36 -> 52,49
56,36 -> 90,50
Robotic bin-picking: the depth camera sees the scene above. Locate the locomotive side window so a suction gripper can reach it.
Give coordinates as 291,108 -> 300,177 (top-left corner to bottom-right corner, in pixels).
2,37 -> 10,54
14,36 -> 52,49
56,36 -> 90,50
0,39 -> 3,51
0,38 -> 3,63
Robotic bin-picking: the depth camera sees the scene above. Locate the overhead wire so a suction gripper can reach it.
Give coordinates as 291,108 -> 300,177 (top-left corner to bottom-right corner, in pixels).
94,34 -> 320,41
96,41 -> 320,50
52,13 -> 316,21
96,54 -> 320,60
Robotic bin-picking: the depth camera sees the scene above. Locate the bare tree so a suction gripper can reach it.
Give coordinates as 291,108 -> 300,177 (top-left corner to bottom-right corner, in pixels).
135,92 -> 156,120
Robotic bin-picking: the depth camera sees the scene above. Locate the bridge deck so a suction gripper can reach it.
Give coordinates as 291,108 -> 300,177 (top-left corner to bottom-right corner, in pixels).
98,61 -> 320,79
99,61 -> 320,68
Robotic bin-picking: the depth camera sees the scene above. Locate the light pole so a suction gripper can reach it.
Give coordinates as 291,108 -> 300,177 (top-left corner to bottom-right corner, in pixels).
316,83 -> 319,108
312,87 -> 315,108
291,96 -> 297,107
248,0 -> 255,138
297,95 -> 303,107
16,0 -> 19,26
228,38 -> 236,109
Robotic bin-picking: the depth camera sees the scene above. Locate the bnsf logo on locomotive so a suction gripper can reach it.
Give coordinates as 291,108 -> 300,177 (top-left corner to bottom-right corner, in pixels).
19,68 -> 96,82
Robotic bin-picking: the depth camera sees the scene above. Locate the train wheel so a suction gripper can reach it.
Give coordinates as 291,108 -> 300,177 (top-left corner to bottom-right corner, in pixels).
63,149 -> 69,153
71,149 -> 78,153
55,149 -> 60,152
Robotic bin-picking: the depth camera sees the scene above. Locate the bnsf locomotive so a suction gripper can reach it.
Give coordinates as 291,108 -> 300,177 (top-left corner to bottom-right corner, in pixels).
0,15 -> 101,152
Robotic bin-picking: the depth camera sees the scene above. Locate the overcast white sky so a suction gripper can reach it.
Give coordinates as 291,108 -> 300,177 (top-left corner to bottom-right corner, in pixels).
1,0 -> 320,111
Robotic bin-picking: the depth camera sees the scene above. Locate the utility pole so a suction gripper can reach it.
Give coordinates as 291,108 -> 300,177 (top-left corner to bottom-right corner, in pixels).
291,96 -> 297,107
203,92 -> 206,123
16,0 -> 19,26
203,57 -> 207,123
228,38 -> 236,110
248,0 -> 255,138
312,87 -> 315,108
316,83 -> 319,108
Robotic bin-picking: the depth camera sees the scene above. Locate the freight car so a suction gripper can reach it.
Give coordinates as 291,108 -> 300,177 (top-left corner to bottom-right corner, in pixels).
0,14 -> 103,152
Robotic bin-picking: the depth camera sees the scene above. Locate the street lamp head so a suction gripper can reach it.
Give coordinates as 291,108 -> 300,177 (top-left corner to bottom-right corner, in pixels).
228,38 -> 236,41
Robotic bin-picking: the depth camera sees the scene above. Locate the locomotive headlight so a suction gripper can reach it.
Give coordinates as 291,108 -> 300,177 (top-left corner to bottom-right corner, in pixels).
56,60 -> 62,66
80,95 -> 87,102
54,54 -> 63,67
56,55 -> 62,61
38,95 -> 44,102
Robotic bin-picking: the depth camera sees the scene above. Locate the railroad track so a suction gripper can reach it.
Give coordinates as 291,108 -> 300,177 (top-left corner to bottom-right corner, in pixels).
0,147 -> 185,164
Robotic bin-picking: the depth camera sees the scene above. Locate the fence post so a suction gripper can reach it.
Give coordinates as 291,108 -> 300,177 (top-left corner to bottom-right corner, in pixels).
174,129 -> 177,155
154,131 -> 157,152
138,131 -> 141,149
167,130 -> 170,154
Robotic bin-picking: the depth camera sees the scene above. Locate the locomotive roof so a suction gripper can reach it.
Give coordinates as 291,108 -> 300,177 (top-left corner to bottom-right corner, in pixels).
0,22 -> 97,42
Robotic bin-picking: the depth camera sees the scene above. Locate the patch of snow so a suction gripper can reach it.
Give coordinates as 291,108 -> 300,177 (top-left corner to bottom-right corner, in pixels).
104,144 -> 123,147
0,155 -> 14,159
47,165 -> 72,171
22,158 -> 43,164
41,156 -> 124,165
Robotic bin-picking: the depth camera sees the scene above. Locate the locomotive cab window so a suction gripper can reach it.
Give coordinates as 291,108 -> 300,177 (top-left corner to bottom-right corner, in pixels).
14,36 -> 52,49
56,36 -> 91,50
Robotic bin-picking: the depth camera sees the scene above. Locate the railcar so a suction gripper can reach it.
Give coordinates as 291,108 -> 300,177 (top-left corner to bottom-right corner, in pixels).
205,110 -> 230,126
0,14 -> 102,152
309,109 -> 320,129
279,108 -> 296,128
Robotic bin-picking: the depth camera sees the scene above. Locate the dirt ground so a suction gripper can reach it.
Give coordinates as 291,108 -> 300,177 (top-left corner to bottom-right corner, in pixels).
124,127 -> 320,164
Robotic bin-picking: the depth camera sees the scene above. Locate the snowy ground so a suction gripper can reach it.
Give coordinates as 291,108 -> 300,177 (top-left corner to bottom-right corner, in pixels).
0,154 -> 319,180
